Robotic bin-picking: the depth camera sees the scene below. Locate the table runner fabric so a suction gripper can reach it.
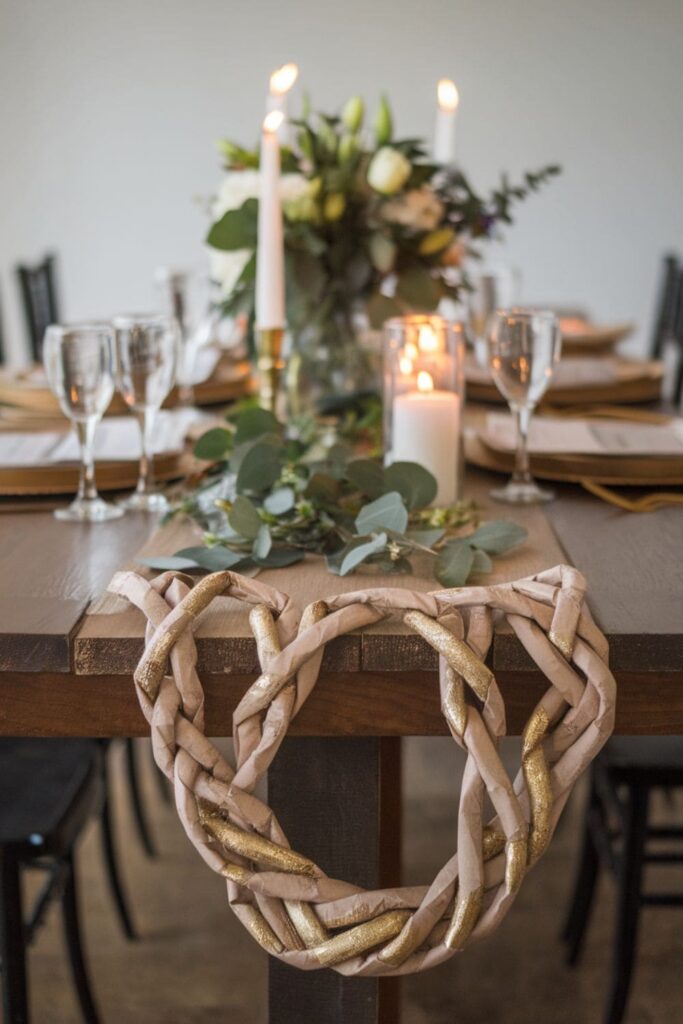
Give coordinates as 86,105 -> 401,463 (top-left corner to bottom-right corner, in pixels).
109,564 -> 616,976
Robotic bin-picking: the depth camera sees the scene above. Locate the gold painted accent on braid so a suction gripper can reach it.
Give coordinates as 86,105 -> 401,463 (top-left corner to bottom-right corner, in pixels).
284,900 -> 330,948
442,668 -> 467,738
377,920 -> 421,967
299,600 -> 328,632
549,629 -> 574,661
198,800 -> 319,876
250,604 -> 282,662
404,611 -> 493,701
311,910 -> 411,968
505,837 -> 527,894
445,886 -> 484,950
522,707 -> 553,864
238,904 -> 285,955
219,861 -> 253,885
135,629 -> 175,700
482,827 -> 506,861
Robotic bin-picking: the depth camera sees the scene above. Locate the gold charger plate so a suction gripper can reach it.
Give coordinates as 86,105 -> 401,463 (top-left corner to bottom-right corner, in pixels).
464,431 -> 683,486
0,451 -> 194,496
559,320 -> 634,355
465,356 -> 663,407
0,357 -> 252,417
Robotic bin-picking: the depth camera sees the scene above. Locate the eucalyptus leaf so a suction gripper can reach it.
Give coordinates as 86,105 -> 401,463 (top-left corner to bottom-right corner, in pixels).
139,555 -> 199,572
355,491 -> 408,535
236,442 -> 283,493
346,459 -> 386,499
435,541 -> 475,588
384,461 -> 437,509
406,528 -> 445,548
366,291 -> 404,329
471,549 -> 493,574
252,524 -> 272,560
469,521 -> 527,555
234,407 -> 282,445
305,473 -> 340,503
174,546 -> 247,571
395,266 -> 441,311
206,198 -> 257,251
194,427 -> 232,461
228,495 -> 262,540
338,532 -> 388,576
263,487 -> 296,515
253,547 -> 306,568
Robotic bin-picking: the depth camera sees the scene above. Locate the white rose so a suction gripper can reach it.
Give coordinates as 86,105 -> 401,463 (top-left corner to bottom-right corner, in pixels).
381,186 -> 444,231
213,171 -> 310,219
367,148 -> 411,195
208,248 -> 252,299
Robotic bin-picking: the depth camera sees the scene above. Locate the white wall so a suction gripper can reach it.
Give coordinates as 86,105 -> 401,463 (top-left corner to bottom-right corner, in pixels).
2,0 -> 682,364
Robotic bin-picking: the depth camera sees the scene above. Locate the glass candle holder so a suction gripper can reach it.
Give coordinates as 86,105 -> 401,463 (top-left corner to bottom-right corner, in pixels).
383,315 -> 466,506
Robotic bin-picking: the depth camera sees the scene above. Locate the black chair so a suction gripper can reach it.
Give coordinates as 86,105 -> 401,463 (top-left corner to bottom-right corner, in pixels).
15,254 -> 60,363
0,739 -> 103,1023
562,737 -> 683,1024
649,253 -> 683,406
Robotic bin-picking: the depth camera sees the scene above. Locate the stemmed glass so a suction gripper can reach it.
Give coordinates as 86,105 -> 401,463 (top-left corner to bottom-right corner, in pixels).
468,267 -> 520,362
487,309 -> 562,503
154,267 -> 214,405
113,314 -> 179,511
43,323 -> 124,521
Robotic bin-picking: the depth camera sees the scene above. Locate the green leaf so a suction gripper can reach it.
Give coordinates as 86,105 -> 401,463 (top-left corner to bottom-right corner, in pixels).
384,462 -> 437,509
346,459 -> 386,499
252,524 -> 272,560
305,473 -> 340,503
206,198 -> 257,251
139,555 -> 198,572
469,521 -> 527,555
263,487 -> 296,515
194,427 -> 232,461
395,267 -> 441,311
355,492 -> 408,535
228,495 -> 262,540
406,528 -> 445,548
174,546 -> 247,571
236,442 -> 283,493
435,542 -> 475,588
234,407 -> 281,445
253,547 -> 306,568
338,532 -> 388,576
471,549 -> 493,574
366,292 -> 403,329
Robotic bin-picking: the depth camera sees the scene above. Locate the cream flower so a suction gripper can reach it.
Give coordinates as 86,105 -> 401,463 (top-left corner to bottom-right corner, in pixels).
208,248 -> 252,299
367,147 -> 411,195
212,171 -> 310,219
381,186 -> 444,231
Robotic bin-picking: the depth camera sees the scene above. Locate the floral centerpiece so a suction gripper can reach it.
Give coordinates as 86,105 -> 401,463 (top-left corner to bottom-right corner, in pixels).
207,94 -> 559,408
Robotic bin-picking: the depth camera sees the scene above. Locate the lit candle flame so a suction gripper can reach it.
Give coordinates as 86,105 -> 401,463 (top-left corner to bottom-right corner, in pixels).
405,341 -> 418,361
263,110 -> 284,134
270,63 -> 299,96
399,356 -> 414,375
437,78 -> 459,112
418,325 -> 439,352
417,370 -> 434,393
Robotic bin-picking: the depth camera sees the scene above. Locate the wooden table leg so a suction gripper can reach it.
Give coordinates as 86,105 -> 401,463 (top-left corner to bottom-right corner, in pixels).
268,737 -> 402,1024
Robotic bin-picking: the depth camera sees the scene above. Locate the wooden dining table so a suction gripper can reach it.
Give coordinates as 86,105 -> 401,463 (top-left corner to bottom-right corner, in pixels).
0,466 -> 682,1024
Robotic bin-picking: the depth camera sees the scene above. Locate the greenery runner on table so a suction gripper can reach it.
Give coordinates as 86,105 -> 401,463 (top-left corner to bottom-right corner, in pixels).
143,403 -> 526,587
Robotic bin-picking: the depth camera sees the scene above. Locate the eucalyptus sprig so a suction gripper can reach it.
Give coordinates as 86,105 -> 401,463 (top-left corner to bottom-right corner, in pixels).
143,406 -> 527,587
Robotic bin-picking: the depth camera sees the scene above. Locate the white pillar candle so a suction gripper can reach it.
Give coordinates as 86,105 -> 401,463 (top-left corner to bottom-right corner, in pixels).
267,63 -> 298,142
433,78 -> 459,165
392,371 -> 460,505
256,110 -> 285,330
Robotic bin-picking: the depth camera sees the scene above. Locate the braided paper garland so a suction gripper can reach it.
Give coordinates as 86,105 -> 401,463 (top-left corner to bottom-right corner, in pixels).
109,563 -> 615,976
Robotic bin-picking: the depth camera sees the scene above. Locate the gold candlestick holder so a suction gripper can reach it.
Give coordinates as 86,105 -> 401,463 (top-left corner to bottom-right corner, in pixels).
255,327 -> 284,415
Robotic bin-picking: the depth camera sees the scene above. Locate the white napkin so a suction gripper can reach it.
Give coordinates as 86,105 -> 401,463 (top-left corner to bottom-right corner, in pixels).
482,413 -> 683,457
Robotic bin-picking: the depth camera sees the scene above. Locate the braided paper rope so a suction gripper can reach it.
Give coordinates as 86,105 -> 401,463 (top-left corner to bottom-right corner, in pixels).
109,563 -> 615,976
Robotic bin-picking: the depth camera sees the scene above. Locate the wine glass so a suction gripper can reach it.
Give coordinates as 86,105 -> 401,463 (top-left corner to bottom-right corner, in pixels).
154,267 -> 214,404
113,313 -> 179,511
43,323 -> 124,522
468,267 -> 520,364
487,309 -> 562,504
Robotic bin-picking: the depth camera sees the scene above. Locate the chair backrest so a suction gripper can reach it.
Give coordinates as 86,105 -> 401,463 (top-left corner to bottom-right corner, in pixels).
15,254 -> 60,363
672,269 -> 683,407
650,253 -> 679,359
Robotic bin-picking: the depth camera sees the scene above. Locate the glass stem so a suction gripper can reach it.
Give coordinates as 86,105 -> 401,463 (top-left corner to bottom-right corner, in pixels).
76,418 -> 98,502
513,405 -> 533,484
135,407 -> 156,496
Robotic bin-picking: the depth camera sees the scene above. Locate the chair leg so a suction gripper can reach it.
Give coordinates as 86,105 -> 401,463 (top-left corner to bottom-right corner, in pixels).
99,772 -> 137,940
562,779 -> 601,964
125,739 -> 157,858
604,784 -> 649,1024
61,852 -> 101,1024
0,848 -> 29,1024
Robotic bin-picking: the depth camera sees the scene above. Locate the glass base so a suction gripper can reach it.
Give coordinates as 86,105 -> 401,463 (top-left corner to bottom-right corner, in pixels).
119,491 -> 169,512
490,478 -> 555,505
54,496 -> 125,522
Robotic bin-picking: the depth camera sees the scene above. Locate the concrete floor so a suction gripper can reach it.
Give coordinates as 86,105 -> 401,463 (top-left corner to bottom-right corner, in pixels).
19,739 -> 683,1024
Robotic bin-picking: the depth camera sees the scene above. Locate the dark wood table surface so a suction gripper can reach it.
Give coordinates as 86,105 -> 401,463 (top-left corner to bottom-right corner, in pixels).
0,467 -> 681,1024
